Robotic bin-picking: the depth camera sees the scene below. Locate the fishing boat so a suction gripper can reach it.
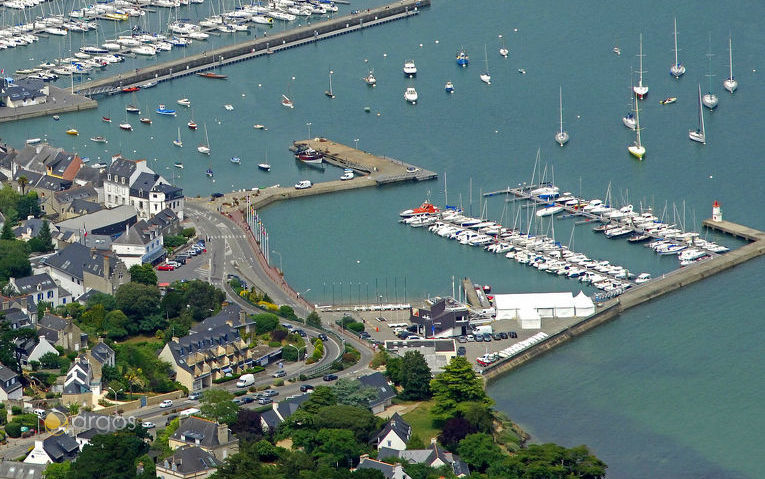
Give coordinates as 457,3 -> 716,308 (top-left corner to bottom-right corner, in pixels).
660,97 -> 677,105
633,34 -> 649,99
628,92 -> 646,159
404,87 -> 418,104
403,60 -> 417,77
456,48 -> 469,67
230,157 -> 241,164
119,122 -> 133,131
174,162 -> 184,169
480,44 -> 491,84
324,69 -> 335,98
102,116 -> 111,123
555,86 -> 569,146
702,36 -> 718,109
66,128 -> 79,135
498,34 -> 509,57
294,145 -> 324,164
723,35 -> 737,93
670,18 -> 686,78
140,117 -> 152,125
90,136 -> 107,143
121,86 -> 140,93
196,72 -> 227,79
177,98 -> 191,107
400,201 -> 439,218
198,123 -> 211,154
25,138 -> 42,145
689,84 -> 706,144
126,104 -> 140,114
444,81 -> 454,93
364,69 -> 376,86
173,127 -> 183,147
155,105 -> 177,116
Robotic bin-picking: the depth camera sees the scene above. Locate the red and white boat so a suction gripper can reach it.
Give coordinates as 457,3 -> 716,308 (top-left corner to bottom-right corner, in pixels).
187,121 -> 198,130
399,201 -> 440,218
102,116 -> 112,123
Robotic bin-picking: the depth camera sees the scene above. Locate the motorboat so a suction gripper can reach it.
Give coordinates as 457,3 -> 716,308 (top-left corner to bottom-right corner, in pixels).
230,157 -> 241,164
340,170 -> 354,180
25,138 -> 42,145
364,70 -> 376,86
403,59 -> 417,77
66,128 -> 79,135
177,98 -> 191,107
660,97 -> 677,105
206,168 -> 214,178
90,136 -> 107,143
102,116 -> 112,123
404,87 -> 418,104
196,72 -> 227,79
258,163 -> 271,171
119,123 -> 133,131
400,201 -> 439,218
444,81 -> 454,93
536,205 -> 564,217
456,48 -> 469,67
224,104 -> 234,111
155,105 -> 177,116
174,162 -> 184,169
188,121 -> 198,130
140,117 -> 152,124
126,104 -> 140,113
253,124 -> 266,130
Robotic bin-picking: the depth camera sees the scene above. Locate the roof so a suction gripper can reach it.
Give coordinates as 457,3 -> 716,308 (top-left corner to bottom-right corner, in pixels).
0,461 -> 45,479
90,341 -> 114,364
47,151 -> 76,177
42,434 -> 79,462
147,207 -> 180,230
191,304 -> 243,333
172,417 -> 230,448
67,199 -> 103,215
493,292 -> 578,310
42,242 -> 115,280
55,205 -> 137,234
357,457 -> 399,479
107,157 -> 140,180
38,313 -> 69,332
74,164 -> 104,187
2,308 -> 31,329
129,171 -> 159,197
357,372 -> 396,408
112,220 -> 153,246
171,325 -> 241,362
373,413 -> 411,445
0,364 -> 19,382
260,409 -> 282,430
152,182 -> 184,200
160,446 -> 219,475
276,393 -> 310,420
11,273 -> 57,294
54,184 -> 98,204
573,291 -> 595,308
33,175 -> 72,192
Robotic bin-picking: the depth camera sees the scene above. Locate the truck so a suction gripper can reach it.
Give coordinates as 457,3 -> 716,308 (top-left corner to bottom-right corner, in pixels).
236,374 -> 255,388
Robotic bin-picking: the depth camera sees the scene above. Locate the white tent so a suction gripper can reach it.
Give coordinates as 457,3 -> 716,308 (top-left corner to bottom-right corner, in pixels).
493,292 -> 578,320
518,308 -> 541,329
573,291 -> 595,316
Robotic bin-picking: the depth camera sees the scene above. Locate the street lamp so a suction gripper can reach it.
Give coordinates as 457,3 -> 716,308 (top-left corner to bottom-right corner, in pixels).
284,343 -> 304,361
271,249 -> 282,272
306,122 -> 312,139
354,138 -> 360,150
108,387 -> 123,401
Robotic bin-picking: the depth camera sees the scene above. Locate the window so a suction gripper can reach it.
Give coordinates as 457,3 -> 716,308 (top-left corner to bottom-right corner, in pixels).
121,177 -> 125,184
37,293 -> 43,301
108,174 -> 111,181
47,291 -> 53,299
62,297 -> 66,304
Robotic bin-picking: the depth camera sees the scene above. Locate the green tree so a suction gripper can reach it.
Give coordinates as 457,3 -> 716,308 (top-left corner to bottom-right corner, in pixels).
200,389 -> 239,425
115,282 -> 161,321
489,443 -> 607,479
306,311 -> 322,328
39,351 -> 61,370
385,355 -> 403,385
253,439 -> 280,462
15,192 -> 41,219
457,401 -> 494,434
457,433 -> 504,473
150,417 -> 180,460
0,221 -> 14,240
67,432 -> 149,479
313,428 -> 364,468
17,176 -> 29,196
128,264 -> 158,286
332,378 -> 378,409
430,356 -> 492,421
86,292 -> 117,312
180,280 -> 225,321
0,324 -> 37,372
103,310 -> 130,340
253,313 -> 280,334
35,220 -> 54,252
300,386 -> 337,414
0,240 -> 31,282
314,404 -> 380,443
400,350 -> 432,400
43,461 -> 70,479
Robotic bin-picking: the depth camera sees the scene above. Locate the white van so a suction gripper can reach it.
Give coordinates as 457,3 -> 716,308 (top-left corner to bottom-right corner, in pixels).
179,407 -> 200,418
236,373 -> 255,388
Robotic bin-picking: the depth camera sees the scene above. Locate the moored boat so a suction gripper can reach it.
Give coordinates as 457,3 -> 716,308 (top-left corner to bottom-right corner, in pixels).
119,122 -> 133,131
404,87 -> 418,104
456,48 -> 469,67
90,136 -> 107,143
196,72 -> 227,79
258,163 -> 271,171
403,59 -> 417,77
140,117 -> 152,124
155,104 -> 177,116
177,98 -> 191,107
102,116 -> 112,123
444,81 -> 454,93
66,128 -> 79,135
660,97 -> 677,105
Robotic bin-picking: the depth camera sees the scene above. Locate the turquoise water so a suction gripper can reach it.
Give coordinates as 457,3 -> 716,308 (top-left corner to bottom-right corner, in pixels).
2,0 -> 764,477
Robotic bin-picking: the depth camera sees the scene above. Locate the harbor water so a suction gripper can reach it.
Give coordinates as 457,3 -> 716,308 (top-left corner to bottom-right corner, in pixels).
2,0 -> 764,477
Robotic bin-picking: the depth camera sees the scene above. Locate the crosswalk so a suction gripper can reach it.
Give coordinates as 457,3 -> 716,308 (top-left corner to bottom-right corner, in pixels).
206,234 -> 247,240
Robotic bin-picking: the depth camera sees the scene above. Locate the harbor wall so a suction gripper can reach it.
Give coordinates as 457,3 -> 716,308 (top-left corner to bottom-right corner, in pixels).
0,86 -> 97,123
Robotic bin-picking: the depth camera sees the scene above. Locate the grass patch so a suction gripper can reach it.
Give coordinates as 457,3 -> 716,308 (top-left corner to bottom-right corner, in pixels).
401,400 -> 439,441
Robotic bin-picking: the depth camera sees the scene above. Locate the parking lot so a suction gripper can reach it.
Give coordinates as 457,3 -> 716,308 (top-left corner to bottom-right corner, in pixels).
156,239 -> 209,282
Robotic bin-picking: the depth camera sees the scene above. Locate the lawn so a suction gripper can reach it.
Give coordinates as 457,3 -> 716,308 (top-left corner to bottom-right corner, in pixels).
401,400 -> 439,442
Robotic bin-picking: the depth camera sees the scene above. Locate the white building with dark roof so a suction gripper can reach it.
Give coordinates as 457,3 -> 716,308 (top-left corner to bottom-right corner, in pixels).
1,78 -> 48,108
0,364 -> 22,401
8,273 -> 72,307
169,417 -> 238,461
24,434 -> 79,465
156,446 -> 220,479
110,220 -> 164,267
372,413 -> 411,451
103,156 -> 152,208
37,242 -> 129,297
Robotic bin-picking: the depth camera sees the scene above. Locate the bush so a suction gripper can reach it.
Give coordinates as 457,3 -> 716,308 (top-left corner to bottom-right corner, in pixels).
347,322 -> 364,333
270,329 -> 287,342
268,341 -> 282,348
4,423 -> 21,438
163,235 -> 187,249
273,379 -> 284,387
181,227 -> 195,238
11,406 -> 22,416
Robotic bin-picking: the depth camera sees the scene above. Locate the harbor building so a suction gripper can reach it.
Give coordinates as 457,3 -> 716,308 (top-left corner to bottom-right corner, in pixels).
493,292 -> 595,329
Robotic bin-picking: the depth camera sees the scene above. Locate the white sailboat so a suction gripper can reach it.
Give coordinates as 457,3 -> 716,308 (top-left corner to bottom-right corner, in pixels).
623,72 -> 637,130
555,86 -> 569,146
324,69 -> 335,98
197,123 -> 211,154
670,18 -> 685,78
689,84 -> 706,144
480,44 -> 491,85
173,127 -> 182,147
702,36 -> 718,109
363,69 -> 376,86
498,34 -> 509,58
723,35 -> 737,93
282,79 -> 294,108
628,92 -> 646,159
633,33 -> 649,99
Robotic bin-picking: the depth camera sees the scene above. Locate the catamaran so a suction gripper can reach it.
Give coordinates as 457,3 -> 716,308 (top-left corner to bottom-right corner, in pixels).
480,44 -> 491,84
633,34 -> 649,99
689,84 -> 706,144
628,92 -> 645,159
555,86 -> 569,146
670,18 -> 686,78
723,35 -> 737,93
197,123 -> 211,154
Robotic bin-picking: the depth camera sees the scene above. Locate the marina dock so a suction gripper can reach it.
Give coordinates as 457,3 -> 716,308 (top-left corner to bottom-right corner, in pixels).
0,86 -> 97,124
73,0 -> 430,97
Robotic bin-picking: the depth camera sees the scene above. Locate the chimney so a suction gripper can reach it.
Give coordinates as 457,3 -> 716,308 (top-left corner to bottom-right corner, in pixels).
171,336 -> 179,343
125,224 -> 130,236
103,254 -> 110,277
217,423 -> 228,446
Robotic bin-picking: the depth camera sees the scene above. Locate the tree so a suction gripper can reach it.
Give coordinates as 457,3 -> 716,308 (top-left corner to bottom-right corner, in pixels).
306,311 -> 322,328
200,389 -> 239,425
253,439 -> 280,462
17,176 -> 29,195
68,432 -> 149,479
229,409 -> 263,443
456,401 -> 493,434
429,357 -> 492,421
438,417 -> 477,451
332,378 -> 378,409
34,219 -> 54,252
253,313 -> 279,334
0,323 -> 37,372
313,428 -> 364,468
0,221 -> 14,240
86,292 -> 117,312
15,192 -> 41,219
103,310 -> 130,340
115,282 -> 161,321
128,264 -> 157,286
43,462 -> 70,479
457,433 -> 504,473
385,355 -> 403,385
314,404 -> 380,443
490,443 -> 607,479
300,386 -> 337,414
0,240 -> 31,282
39,351 -> 61,370
400,350 -> 432,400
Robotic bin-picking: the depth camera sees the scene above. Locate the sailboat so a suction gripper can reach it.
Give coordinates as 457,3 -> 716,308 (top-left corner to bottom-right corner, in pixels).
623,72 -> 637,130
188,109 -> 198,130
173,127 -> 182,147
670,18 -> 686,78
174,161 -> 184,169
282,79 -> 294,108
689,84 -> 706,144
702,35 -> 718,109
324,69 -> 335,98
480,44 -> 491,85
555,86 -> 569,146
628,92 -> 646,159
498,34 -> 509,58
723,35 -> 737,93
633,34 -> 649,99
197,123 -> 211,154
363,69 -> 376,86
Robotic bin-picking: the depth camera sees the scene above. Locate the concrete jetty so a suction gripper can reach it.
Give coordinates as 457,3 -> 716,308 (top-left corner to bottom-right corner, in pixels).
482,218 -> 765,381
0,86 -> 97,124
73,0 -> 431,96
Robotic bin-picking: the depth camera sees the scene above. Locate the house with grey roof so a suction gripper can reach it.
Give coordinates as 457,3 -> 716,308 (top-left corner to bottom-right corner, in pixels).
24,434 -> 79,465
37,242 -> 130,297
8,273 -> 72,308
156,446 -> 220,479
0,461 -> 45,479
110,219 -> 165,267
356,456 -> 411,479
358,372 -> 397,414
2,307 -> 33,330
47,184 -> 99,219
1,78 -> 48,108
103,157 -> 152,209
65,199 -> 103,218
15,335 -> 58,370
90,340 -> 115,367
372,413 -> 411,451
55,204 -> 137,240
37,313 -> 86,351
169,417 -> 239,461
73,164 -> 104,190
0,364 -> 22,401
379,441 -> 470,478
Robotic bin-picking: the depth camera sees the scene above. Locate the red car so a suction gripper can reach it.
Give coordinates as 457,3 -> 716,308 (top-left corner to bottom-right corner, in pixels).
157,264 -> 175,271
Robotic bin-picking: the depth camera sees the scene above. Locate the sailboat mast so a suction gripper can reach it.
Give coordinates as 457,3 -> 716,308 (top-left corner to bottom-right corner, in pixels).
638,33 -> 644,86
558,86 -> 564,134
728,36 -> 733,79
698,85 -> 705,134
634,93 -> 642,146
673,18 -> 679,65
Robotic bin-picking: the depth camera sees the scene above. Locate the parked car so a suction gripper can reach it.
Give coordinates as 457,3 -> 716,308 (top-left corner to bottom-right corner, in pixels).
457,346 -> 466,357
236,374 -> 256,388
157,264 -> 175,271
509,331 -> 518,338
240,396 -> 255,404
323,374 -> 338,382
294,329 -> 307,337
466,334 -> 475,342
159,400 -> 173,408
272,370 -> 286,378
232,398 -> 244,405
457,336 -> 467,343
166,261 -> 181,268
499,332 -> 509,340
188,392 -> 201,401
475,334 -> 484,342
483,333 -> 492,342
282,323 -> 294,330
406,335 -> 421,340
211,192 -> 224,199
172,256 -> 187,265
318,333 -> 328,341
141,421 -> 155,429
493,333 -> 503,341
263,389 -> 279,397
257,397 -> 272,405
299,384 -> 315,392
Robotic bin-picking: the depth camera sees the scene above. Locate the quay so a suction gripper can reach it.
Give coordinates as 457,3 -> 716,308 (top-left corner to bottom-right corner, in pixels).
0,86 -> 97,124
73,0 -> 431,97
192,138 -> 436,212
482,218 -> 765,381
